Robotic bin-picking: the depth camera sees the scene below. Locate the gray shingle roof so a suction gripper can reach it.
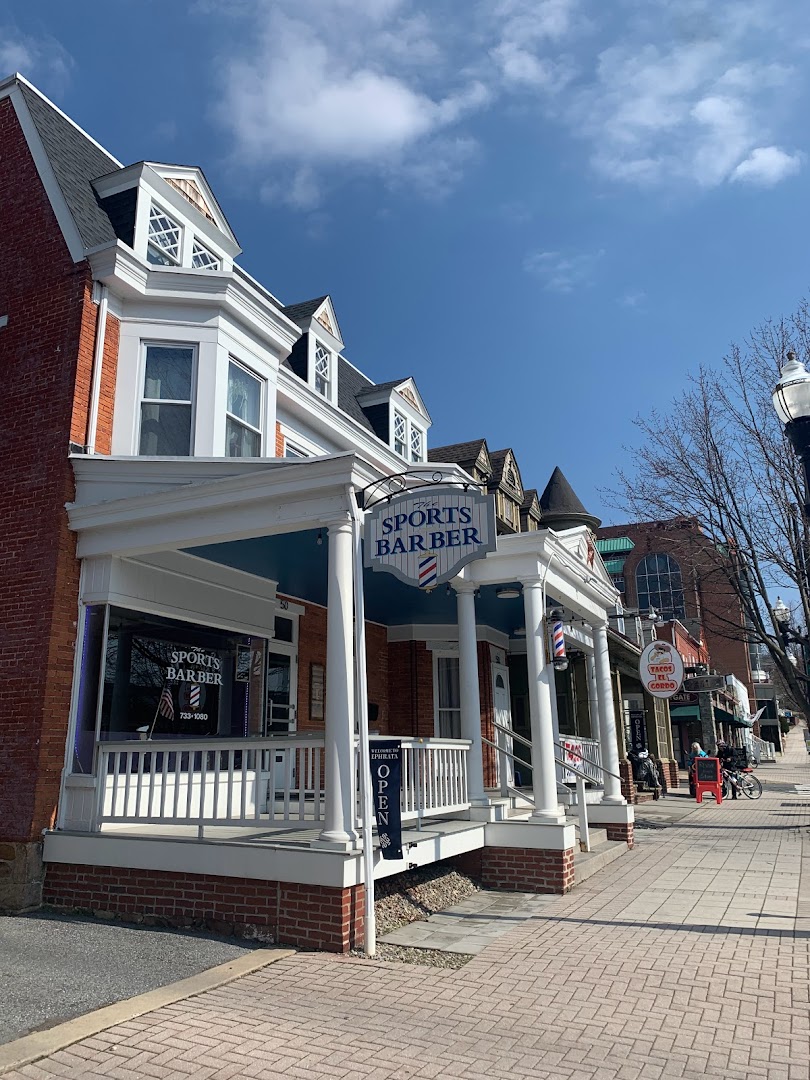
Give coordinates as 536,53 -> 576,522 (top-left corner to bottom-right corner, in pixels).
538,467 -> 601,530
336,356 -> 375,433
428,439 -> 488,465
282,296 -> 329,327
355,379 -> 407,398
20,83 -> 120,251
521,488 -> 539,511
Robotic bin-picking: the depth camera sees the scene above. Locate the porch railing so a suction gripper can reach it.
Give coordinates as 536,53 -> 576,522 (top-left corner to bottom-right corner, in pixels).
750,734 -> 777,763
370,737 -> 471,824
93,734 -> 471,837
94,736 -> 326,836
559,737 -> 603,784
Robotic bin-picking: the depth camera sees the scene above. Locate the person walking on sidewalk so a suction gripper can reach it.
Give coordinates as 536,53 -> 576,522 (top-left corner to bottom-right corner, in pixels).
687,741 -> 707,797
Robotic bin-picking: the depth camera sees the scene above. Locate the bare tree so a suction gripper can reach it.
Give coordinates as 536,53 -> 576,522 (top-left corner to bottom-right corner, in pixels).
608,300 -> 810,715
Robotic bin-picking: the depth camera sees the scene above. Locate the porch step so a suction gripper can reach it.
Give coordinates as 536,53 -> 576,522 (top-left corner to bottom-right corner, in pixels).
574,835 -> 630,884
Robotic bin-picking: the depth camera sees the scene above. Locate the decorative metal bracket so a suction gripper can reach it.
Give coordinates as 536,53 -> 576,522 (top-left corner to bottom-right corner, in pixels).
358,469 -> 473,510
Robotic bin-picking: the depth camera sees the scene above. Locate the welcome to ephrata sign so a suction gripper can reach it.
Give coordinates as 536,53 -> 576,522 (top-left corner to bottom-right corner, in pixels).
364,487 -> 496,589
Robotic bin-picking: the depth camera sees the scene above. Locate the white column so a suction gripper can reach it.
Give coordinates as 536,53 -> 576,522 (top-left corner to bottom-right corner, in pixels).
547,664 -> 563,782
522,578 -> 566,824
585,652 -> 601,745
318,515 -> 359,845
455,582 -> 486,804
592,621 -> 625,804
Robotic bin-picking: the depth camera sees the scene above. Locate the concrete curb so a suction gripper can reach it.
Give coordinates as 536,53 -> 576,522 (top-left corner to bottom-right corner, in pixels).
0,946 -> 295,1075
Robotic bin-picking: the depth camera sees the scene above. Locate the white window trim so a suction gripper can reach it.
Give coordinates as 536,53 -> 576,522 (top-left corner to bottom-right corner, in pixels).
137,341 -> 198,457
226,357 -> 264,457
147,202 -> 182,266
277,423 -> 324,459
308,337 -> 338,405
143,195 -> 229,272
432,649 -> 461,739
390,402 -> 425,463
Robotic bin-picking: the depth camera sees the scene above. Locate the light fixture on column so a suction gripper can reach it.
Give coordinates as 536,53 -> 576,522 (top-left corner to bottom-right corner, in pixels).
496,585 -> 521,599
316,530 -> 323,546
646,606 -> 661,624
513,626 -> 526,637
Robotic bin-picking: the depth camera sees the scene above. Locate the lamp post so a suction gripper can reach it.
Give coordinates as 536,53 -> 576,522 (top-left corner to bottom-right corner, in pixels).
773,351 -> 810,515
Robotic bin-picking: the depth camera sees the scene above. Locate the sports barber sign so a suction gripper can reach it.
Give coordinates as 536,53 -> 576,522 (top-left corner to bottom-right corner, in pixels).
364,487 -> 496,588
639,640 -> 684,699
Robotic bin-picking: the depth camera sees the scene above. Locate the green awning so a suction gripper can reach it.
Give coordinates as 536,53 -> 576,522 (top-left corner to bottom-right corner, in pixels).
595,536 -> 635,554
714,706 -> 752,728
670,705 -> 699,721
603,557 -> 626,574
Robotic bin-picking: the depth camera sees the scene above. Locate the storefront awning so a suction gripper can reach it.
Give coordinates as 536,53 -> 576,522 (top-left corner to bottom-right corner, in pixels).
670,705 -> 699,722
714,706 -> 752,728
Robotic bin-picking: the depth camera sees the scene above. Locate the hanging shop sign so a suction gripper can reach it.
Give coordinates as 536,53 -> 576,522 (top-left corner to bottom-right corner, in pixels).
369,740 -> 403,860
364,487 -> 496,588
639,640 -> 684,699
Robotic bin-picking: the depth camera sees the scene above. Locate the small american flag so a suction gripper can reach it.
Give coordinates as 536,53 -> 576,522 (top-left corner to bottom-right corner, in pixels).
158,685 -> 174,720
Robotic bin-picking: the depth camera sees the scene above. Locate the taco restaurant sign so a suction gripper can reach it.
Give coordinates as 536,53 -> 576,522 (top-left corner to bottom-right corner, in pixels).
364,487 -> 496,588
639,640 -> 684,699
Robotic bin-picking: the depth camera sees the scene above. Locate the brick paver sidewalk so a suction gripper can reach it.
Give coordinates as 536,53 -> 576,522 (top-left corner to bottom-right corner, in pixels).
7,728 -> 810,1080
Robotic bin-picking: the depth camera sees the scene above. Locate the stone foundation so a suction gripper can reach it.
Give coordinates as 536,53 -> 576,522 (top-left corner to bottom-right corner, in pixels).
0,841 -> 44,911
43,863 -> 364,953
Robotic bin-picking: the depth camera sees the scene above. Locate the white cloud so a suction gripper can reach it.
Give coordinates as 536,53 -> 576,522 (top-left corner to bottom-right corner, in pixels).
731,145 -> 803,185
214,1 -> 488,207
618,289 -> 646,309
524,248 -> 605,292
0,30 -> 72,91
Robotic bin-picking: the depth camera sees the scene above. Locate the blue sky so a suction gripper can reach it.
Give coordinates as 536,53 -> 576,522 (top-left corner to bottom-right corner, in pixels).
2,0 -> 809,523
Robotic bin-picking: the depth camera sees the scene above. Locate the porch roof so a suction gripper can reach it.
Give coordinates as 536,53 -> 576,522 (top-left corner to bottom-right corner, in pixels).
67,454 -> 618,631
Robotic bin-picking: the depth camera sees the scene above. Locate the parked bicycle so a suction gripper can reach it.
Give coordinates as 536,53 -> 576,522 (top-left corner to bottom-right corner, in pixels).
721,767 -> 762,800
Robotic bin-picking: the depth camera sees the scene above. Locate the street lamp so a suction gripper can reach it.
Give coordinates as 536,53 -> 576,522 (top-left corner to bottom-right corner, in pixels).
773,351 -> 810,512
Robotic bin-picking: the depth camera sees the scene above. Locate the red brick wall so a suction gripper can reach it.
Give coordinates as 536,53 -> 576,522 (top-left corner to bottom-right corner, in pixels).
598,519 -> 754,702
43,863 -> 364,952
388,640 -> 434,737
480,847 -> 575,893
606,823 -> 634,848
0,97 -> 97,849
289,596 -> 388,734
275,421 -> 284,458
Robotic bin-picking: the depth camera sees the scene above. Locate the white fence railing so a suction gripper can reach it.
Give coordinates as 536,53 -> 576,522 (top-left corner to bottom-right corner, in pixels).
94,734 -> 471,836
750,735 -> 777,763
560,737 -> 603,784
373,737 -> 471,823
95,736 -> 326,835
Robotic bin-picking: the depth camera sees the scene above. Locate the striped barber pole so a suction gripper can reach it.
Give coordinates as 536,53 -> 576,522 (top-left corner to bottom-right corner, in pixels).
189,684 -> 201,710
552,620 -> 566,659
418,554 -> 438,589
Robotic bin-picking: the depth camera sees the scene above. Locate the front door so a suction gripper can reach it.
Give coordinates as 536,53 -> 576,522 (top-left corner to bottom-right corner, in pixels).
492,664 -> 515,787
265,613 -> 298,800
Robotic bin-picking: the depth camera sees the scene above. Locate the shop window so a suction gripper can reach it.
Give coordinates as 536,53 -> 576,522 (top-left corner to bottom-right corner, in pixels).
434,654 -> 461,738
71,606 -> 267,771
226,360 -> 263,457
147,203 -> 182,265
139,344 -> 194,456
635,553 -> 685,620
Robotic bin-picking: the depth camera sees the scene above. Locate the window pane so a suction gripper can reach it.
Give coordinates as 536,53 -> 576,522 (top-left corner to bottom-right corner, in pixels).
192,241 -> 220,270
437,656 -> 460,709
226,417 -> 261,457
140,403 -> 192,456
635,553 -> 685,620
438,710 -> 461,739
148,205 -> 181,263
144,346 -> 193,401
228,362 -> 261,428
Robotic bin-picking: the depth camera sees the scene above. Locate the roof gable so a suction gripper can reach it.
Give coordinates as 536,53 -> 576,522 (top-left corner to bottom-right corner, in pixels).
489,449 -> 523,498
16,79 -> 120,253
282,295 -> 343,347
148,164 -> 237,245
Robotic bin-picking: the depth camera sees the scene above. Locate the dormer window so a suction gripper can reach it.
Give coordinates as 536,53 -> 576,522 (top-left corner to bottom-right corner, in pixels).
410,426 -> 423,463
314,342 -> 331,397
192,240 -> 220,271
147,204 -> 181,265
394,412 -> 407,457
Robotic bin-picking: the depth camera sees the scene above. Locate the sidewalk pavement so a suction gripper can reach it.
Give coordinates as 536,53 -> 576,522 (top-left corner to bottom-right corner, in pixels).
3,727 -> 809,1080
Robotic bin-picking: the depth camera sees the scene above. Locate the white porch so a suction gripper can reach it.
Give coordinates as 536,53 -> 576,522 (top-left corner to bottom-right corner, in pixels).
49,451 -> 632,924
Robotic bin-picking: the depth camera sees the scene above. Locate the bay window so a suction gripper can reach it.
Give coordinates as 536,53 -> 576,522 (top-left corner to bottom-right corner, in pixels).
226,360 -> 263,457
139,344 -> 194,456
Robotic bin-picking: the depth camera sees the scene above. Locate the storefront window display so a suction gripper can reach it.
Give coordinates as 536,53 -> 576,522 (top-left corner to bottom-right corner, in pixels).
71,606 -> 266,772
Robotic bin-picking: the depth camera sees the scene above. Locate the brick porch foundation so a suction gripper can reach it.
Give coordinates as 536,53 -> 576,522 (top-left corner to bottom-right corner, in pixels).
605,822 -> 634,848
43,864 -> 364,953
477,846 -> 576,894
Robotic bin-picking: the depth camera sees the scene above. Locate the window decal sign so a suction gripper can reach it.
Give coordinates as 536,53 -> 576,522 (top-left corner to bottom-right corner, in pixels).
364,487 -> 496,588
369,740 -> 403,860
639,641 -> 684,698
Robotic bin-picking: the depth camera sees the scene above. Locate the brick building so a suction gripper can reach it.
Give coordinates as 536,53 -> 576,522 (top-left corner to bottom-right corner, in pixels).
0,73 -> 633,949
597,518 -> 757,759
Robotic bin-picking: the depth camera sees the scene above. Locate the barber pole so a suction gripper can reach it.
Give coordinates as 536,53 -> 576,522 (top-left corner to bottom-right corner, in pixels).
552,620 -> 566,660
418,554 -> 438,589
